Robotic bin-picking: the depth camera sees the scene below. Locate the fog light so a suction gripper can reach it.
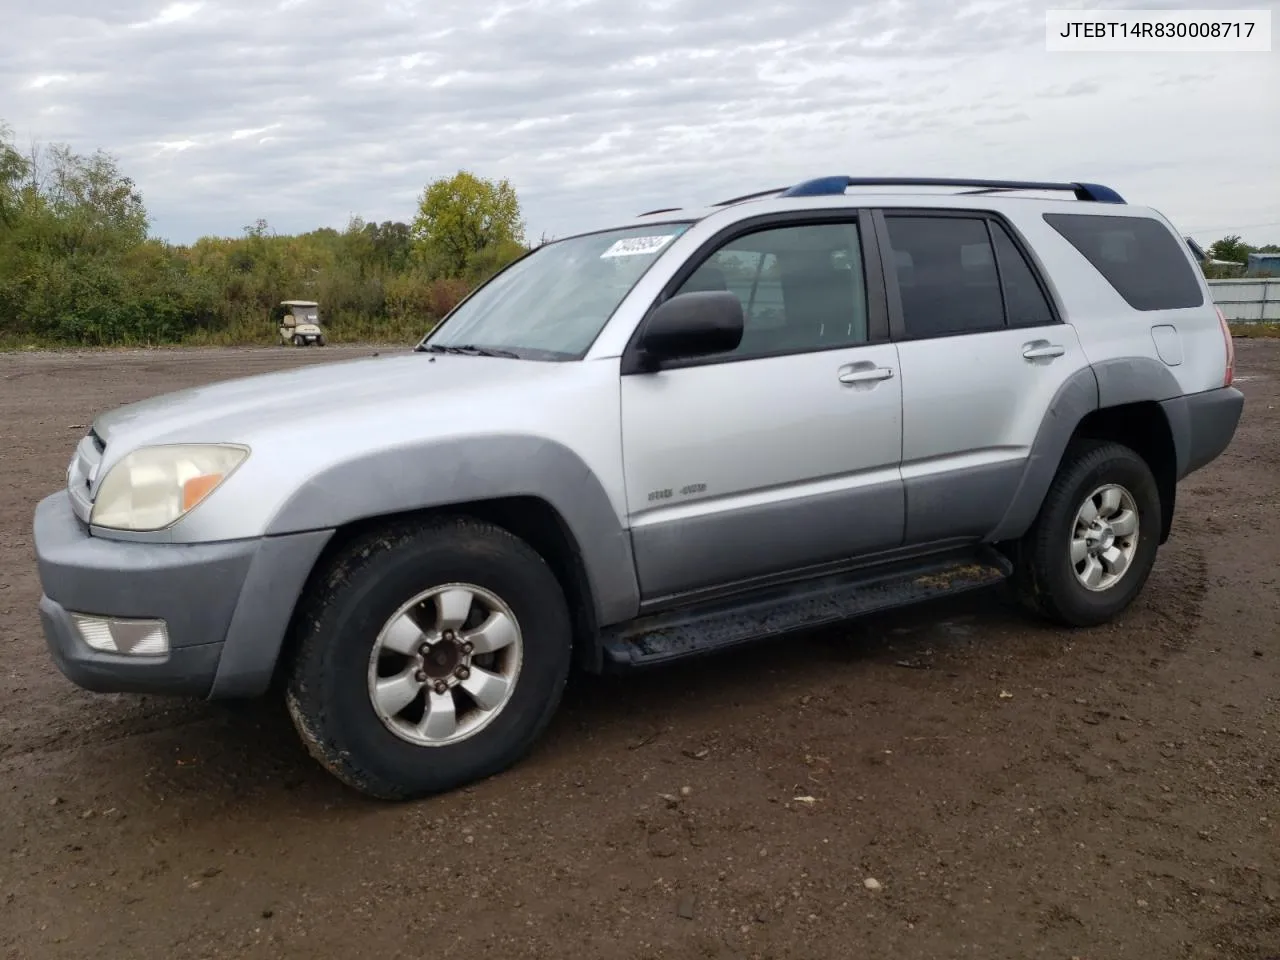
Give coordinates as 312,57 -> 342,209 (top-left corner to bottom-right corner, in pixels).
71,614 -> 170,657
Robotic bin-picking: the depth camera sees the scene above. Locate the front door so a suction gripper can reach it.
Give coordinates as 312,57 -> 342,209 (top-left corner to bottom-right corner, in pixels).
619,217 -> 905,603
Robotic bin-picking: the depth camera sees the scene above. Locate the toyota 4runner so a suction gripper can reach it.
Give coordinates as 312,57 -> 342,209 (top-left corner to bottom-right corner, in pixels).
32,176 -> 1244,799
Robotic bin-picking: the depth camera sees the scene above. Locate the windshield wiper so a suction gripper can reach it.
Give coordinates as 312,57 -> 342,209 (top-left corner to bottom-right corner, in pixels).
416,343 -> 521,359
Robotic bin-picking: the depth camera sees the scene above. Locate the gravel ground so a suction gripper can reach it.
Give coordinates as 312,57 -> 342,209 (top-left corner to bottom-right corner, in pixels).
1,341 -> 1277,960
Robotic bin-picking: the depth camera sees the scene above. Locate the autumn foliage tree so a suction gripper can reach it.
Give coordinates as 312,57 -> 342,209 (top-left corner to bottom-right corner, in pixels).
411,170 -> 526,283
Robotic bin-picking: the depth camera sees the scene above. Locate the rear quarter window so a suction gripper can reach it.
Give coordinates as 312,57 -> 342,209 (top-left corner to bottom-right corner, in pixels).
1043,213 -> 1204,311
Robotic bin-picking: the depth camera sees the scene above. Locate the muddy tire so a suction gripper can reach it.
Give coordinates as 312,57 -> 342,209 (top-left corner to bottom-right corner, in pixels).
285,516 -> 573,800
1011,439 -> 1162,627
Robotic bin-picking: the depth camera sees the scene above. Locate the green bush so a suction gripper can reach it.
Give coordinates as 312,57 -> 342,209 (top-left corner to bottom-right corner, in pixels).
0,126 -> 531,349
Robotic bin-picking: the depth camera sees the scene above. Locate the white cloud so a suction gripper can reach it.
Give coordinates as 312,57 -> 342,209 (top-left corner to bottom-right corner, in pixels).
24,74 -> 74,90
230,124 -> 281,140
2,0 -> 1278,245
130,2 -> 205,29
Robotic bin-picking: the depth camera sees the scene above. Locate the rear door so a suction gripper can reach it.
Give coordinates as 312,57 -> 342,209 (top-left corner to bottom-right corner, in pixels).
875,209 -> 1088,547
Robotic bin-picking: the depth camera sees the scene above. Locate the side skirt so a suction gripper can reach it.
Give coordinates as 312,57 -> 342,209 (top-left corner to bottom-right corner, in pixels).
601,546 -> 1012,669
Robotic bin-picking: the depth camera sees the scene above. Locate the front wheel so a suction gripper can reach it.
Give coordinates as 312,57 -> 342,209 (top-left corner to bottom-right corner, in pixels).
1011,440 -> 1162,627
285,516 -> 573,800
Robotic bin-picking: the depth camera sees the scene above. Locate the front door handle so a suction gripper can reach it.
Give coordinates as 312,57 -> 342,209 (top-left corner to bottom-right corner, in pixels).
1022,341 -> 1065,360
838,365 -> 894,385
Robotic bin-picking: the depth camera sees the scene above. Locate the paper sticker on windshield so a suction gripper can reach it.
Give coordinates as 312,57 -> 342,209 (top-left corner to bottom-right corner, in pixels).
600,235 -> 675,259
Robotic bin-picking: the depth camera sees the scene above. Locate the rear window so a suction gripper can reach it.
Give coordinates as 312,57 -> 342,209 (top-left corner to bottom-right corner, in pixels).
1043,213 -> 1204,311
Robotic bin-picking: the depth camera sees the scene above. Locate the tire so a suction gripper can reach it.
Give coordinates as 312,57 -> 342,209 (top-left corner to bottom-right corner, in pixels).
316,336 -> 326,346
294,334 -> 305,347
1011,439 -> 1161,627
285,516 -> 573,800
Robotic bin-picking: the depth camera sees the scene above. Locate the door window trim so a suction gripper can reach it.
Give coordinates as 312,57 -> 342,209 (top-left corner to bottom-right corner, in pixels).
619,209 -> 891,376
871,207 -> 1065,343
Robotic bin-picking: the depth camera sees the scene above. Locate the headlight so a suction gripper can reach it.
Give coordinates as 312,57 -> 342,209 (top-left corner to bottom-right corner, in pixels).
90,444 -> 249,531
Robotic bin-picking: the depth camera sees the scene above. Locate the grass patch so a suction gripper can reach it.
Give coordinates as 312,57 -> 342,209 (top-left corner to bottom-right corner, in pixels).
0,316 -> 434,352
1229,322 -> 1280,338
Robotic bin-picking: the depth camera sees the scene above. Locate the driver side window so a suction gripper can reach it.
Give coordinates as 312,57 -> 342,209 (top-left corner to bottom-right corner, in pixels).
672,221 -> 870,359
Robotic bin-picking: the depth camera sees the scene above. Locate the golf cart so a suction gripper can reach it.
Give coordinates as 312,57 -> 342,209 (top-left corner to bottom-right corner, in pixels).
277,300 -> 327,346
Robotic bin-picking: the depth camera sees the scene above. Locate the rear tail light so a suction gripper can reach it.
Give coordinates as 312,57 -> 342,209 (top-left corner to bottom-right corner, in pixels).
1216,306 -> 1235,386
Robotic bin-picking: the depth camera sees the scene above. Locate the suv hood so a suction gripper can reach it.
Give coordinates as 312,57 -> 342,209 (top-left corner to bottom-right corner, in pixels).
92,352 -> 565,450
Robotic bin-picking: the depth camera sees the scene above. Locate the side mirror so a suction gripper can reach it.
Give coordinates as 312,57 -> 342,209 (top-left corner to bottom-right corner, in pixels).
637,291 -> 744,364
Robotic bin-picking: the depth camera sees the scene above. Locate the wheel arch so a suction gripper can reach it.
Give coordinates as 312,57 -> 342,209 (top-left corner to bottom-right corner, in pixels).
1070,401 -> 1178,543
991,358 -> 1185,545
268,494 -> 615,695
265,435 -> 640,625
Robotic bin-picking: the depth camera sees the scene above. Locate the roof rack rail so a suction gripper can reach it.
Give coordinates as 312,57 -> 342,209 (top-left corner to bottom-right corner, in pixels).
778,176 -> 1125,204
713,187 -> 789,207
636,206 -> 684,216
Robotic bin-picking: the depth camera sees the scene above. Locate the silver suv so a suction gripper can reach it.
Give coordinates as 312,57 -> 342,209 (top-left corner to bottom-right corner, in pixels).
32,176 -> 1244,799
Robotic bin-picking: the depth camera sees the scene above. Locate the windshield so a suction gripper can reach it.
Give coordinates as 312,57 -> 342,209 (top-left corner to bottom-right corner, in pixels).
420,222 -> 691,359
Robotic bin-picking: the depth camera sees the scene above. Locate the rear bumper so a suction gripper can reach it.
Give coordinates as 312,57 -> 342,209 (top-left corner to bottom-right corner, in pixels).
1162,385 -> 1245,480
33,492 -> 332,699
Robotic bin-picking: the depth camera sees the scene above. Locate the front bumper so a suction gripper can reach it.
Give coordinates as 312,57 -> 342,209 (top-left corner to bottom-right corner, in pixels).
33,492 -> 332,699
39,597 -> 227,696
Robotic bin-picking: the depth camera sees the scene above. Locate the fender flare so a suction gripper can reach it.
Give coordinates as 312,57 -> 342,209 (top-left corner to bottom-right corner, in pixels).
989,357 -> 1185,542
264,434 -> 641,627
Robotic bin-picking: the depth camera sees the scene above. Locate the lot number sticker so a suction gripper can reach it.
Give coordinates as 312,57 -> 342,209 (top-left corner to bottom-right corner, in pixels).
600,235 -> 675,258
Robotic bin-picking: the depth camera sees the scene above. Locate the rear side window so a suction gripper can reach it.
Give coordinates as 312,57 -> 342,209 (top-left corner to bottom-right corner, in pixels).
884,216 -> 1005,338
990,221 -> 1055,327
1043,213 -> 1204,311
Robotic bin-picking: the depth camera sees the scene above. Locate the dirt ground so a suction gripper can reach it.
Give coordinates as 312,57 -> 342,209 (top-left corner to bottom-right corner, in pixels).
1,341 -> 1277,960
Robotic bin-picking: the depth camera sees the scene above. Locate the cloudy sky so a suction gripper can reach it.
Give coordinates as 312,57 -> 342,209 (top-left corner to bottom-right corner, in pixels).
3,0 -> 1278,246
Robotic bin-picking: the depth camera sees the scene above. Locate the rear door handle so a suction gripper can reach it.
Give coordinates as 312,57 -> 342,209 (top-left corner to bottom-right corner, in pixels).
1022,341 -> 1065,360
838,365 -> 894,384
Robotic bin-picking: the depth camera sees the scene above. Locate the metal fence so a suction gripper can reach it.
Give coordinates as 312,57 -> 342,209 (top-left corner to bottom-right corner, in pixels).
1208,279 -> 1280,324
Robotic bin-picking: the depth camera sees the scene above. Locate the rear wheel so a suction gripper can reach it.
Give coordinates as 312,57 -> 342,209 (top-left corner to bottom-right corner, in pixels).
285,516 -> 573,800
1011,440 -> 1161,627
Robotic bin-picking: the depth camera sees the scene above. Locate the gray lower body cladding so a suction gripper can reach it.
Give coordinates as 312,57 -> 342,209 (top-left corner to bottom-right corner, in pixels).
630,478 -> 905,601
1160,385 -> 1245,480
32,493 -> 332,699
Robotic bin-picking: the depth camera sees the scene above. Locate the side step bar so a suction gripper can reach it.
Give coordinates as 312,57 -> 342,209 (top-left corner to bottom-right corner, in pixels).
601,547 -> 1012,668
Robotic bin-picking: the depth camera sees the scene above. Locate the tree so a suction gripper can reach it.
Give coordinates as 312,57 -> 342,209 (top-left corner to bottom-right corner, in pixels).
21,142 -> 150,255
0,123 -> 28,226
411,171 -> 525,278
1209,235 -> 1251,264
365,220 -> 413,272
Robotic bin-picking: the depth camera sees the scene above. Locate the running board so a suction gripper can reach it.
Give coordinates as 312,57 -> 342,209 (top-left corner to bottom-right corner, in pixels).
601,547 -> 1012,668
